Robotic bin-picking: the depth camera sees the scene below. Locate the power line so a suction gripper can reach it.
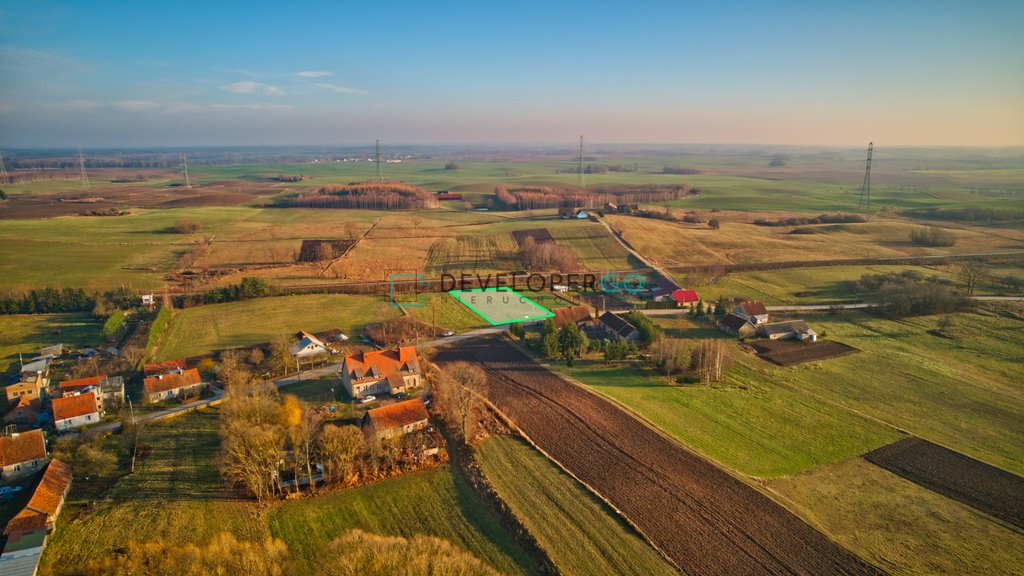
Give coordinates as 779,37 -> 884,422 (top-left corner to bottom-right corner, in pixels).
375,139 -> 383,183
578,135 -> 585,189
858,142 -> 873,209
181,153 -> 192,190
78,150 -> 90,189
0,151 -> 8,185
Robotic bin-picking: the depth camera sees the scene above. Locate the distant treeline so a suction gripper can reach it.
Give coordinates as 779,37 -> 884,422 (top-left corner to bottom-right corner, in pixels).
900,207 -> 1024,222
282,182 -> 437,210
0,288 -> 92,315
753,213 -> 867,227
557,164 -> 639,174
661,166 -> 702,175
495,184 -> 695,210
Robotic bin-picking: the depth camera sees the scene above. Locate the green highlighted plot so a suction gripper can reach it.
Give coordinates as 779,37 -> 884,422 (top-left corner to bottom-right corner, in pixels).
449,288 -> 554,326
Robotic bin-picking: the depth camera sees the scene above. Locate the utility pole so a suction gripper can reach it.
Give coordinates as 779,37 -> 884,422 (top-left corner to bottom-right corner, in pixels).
181,153 -> 192,190
0,150 -> 9,184
78,149 -> 90,189
375,139 -> 383,183
578,135 -> 585,189
859,142 -> 873,209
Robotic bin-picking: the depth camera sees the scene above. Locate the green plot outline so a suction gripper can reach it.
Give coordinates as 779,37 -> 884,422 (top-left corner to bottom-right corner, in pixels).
449,288 -> 554,326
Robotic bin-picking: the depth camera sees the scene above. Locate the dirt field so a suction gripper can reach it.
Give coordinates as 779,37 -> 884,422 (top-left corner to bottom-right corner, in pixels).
864,437 -> 1024,530
510,228 -> 554,247
434,337 -> 882,576
748,339 -> 859,366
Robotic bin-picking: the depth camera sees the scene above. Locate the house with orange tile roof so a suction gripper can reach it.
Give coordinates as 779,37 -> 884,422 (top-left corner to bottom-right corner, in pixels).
0,430 -> 47,482
551,305 -> 593,329
58,374 -> 125,408
3,459 -> 71,536
362,398 -> 430,440
341,347 -> 422,398
143,359 -> 186,377
733,300 -> 769,325
142,368 -> 205,403
2,396 -> 42,428
51,391 -> 102,432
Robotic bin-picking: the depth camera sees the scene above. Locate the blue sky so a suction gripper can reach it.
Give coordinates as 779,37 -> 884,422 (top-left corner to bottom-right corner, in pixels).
1,0 -> 1021,147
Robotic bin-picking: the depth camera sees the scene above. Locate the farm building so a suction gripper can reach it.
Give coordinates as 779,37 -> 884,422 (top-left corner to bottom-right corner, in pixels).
3,375 -> 45,404
341,346 -> 423,398
38,344 -> 63,358
0,526 -> 46,576
51,391 -> 102,432
436,192 -> 463,201
3,397 -> 41,428
18,357 -> 50,380
719,313 -> 758,338
291,331 -> 330,359
598,312 -> 639,342
363,398 -> 430,440
143,359 -> 186,377
142,368 -> 205,403
733,300 -> 770,325
0,430 -> 47,482
58,375 -> 124,408
552,305 -> 593,329
647,278 -> 683,302
4,459 -> 71,536
558,207 -> 588,219
759,320 -> 817,342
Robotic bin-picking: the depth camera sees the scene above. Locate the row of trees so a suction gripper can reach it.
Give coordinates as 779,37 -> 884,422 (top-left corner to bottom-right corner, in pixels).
909,226 -> 957,247
752,213 -> 866,227
494,184 -> 693,211
172,277 -> 273,307
0,287 -> 92,315
285,182 -> 437,210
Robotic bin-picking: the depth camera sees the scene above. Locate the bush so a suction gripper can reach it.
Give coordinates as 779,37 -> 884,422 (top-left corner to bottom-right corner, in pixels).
173,219 -> 202,234
909,226 -> 956,247
708,219 -> 720,230
444,162 -> 460,170
103,310 -> 126,341
146,306 -> 172,352
878,281 -> 970,317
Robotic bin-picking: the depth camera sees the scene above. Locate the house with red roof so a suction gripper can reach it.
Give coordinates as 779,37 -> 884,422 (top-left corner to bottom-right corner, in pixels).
341,347 -> 422,398
3,396 -> 42,428
733,300 -> 770,325
362,398 -> 430,440
51,391 -> 102,432
551,305 -> 593,329
142,368 -> 205,403
3,459 -> 71,536
143,359 -> 186,377
0,430 -> 47,482
671,289 -> 700,306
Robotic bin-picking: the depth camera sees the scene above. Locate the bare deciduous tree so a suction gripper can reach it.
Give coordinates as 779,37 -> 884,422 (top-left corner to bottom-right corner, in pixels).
690,339 -> 729,383
319,424 -> 366,484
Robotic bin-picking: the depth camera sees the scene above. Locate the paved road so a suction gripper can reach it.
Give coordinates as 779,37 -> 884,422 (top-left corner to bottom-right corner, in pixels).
614,295 -> 1018,317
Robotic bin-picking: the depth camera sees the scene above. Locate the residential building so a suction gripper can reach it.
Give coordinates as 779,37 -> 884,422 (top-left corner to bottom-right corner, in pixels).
60,375 -> 125,409
142,368 -> 205,403
0,527 -> 46,576
3,375 -> 45,404
0,430 -> 47,482
2,397 -> 41,428
143,359 -> 186,377
733,300 -> 770,325
3,459 -> 72,536
719,313 -> 758,338
18,357 -> 50,380
341,347 -> 422,398
292,331 -> 329,359
363,398 -> 430,440
598,312 -> 639,342
51,391 -> 102,432
551,305 -> 593,329
671,289 -> 700,306
648,278 -> 682,302
759,320 -> 817,342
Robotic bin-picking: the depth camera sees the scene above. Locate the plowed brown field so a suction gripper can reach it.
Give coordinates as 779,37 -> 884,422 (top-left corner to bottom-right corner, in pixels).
435,337 -> 883,576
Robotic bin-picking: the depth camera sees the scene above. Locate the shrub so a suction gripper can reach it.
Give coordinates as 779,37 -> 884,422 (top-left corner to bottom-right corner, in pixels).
173,219 -> 202,234
146,306 -> 172,352
102,309 -> 126,341
909,226 -> 956,247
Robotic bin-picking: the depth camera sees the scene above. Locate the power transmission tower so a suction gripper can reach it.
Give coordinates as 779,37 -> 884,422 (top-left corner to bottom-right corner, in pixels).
858,142 -> 873,209
181,153 -> 192,190
0,151 -> 8,185
578,135 -> 585,189
78,150 -> 91,189
375,139 -> 383,183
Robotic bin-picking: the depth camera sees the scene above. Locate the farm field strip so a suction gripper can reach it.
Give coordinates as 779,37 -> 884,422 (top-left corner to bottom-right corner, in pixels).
435,337 -> 882,576
864,437 -> 1024,529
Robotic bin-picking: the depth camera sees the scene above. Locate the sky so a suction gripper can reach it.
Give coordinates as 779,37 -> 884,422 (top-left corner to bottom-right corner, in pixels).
1,0 -> 1022,147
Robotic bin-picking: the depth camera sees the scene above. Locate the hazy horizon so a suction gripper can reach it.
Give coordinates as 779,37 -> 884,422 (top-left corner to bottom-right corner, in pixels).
2,1 -> 1022,148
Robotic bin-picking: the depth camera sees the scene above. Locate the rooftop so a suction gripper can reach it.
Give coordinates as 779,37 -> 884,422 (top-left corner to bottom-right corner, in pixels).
552,305 -> 592,328
51,393 -> 98,422
344,347 -> 419,382
367,398 -> 429,431
143,368 -> 202,395
738,300 -> 769,316
0,430 -> 46,467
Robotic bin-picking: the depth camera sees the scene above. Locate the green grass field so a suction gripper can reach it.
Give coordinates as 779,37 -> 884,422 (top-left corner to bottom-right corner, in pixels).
267,465 -> 535,575
769,457 -> 1024,576
476,436 -> 678,576
0,313 -> 102,375
157,294 -> 397,360
38,409 -> 536,576
405,292 -> 486,333
38,410 -> 268,575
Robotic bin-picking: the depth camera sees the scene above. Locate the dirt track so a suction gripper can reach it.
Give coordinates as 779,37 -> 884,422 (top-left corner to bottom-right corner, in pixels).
435,337 -> 883,576
865,437 -> 1024,529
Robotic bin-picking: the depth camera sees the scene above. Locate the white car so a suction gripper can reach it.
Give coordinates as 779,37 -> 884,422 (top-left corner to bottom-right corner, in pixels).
358,395 -> 376,404
441,330 -> 455,337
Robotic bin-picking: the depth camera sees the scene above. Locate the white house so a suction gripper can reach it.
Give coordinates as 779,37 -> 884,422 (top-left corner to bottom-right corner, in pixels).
51,391 -> 102,432
733,300 -> 770,326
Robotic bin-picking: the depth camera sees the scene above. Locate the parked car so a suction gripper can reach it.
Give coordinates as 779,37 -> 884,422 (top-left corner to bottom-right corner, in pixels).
394,392 -> 409,399
358,395 -> 376,404
440,330 -> 455,337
